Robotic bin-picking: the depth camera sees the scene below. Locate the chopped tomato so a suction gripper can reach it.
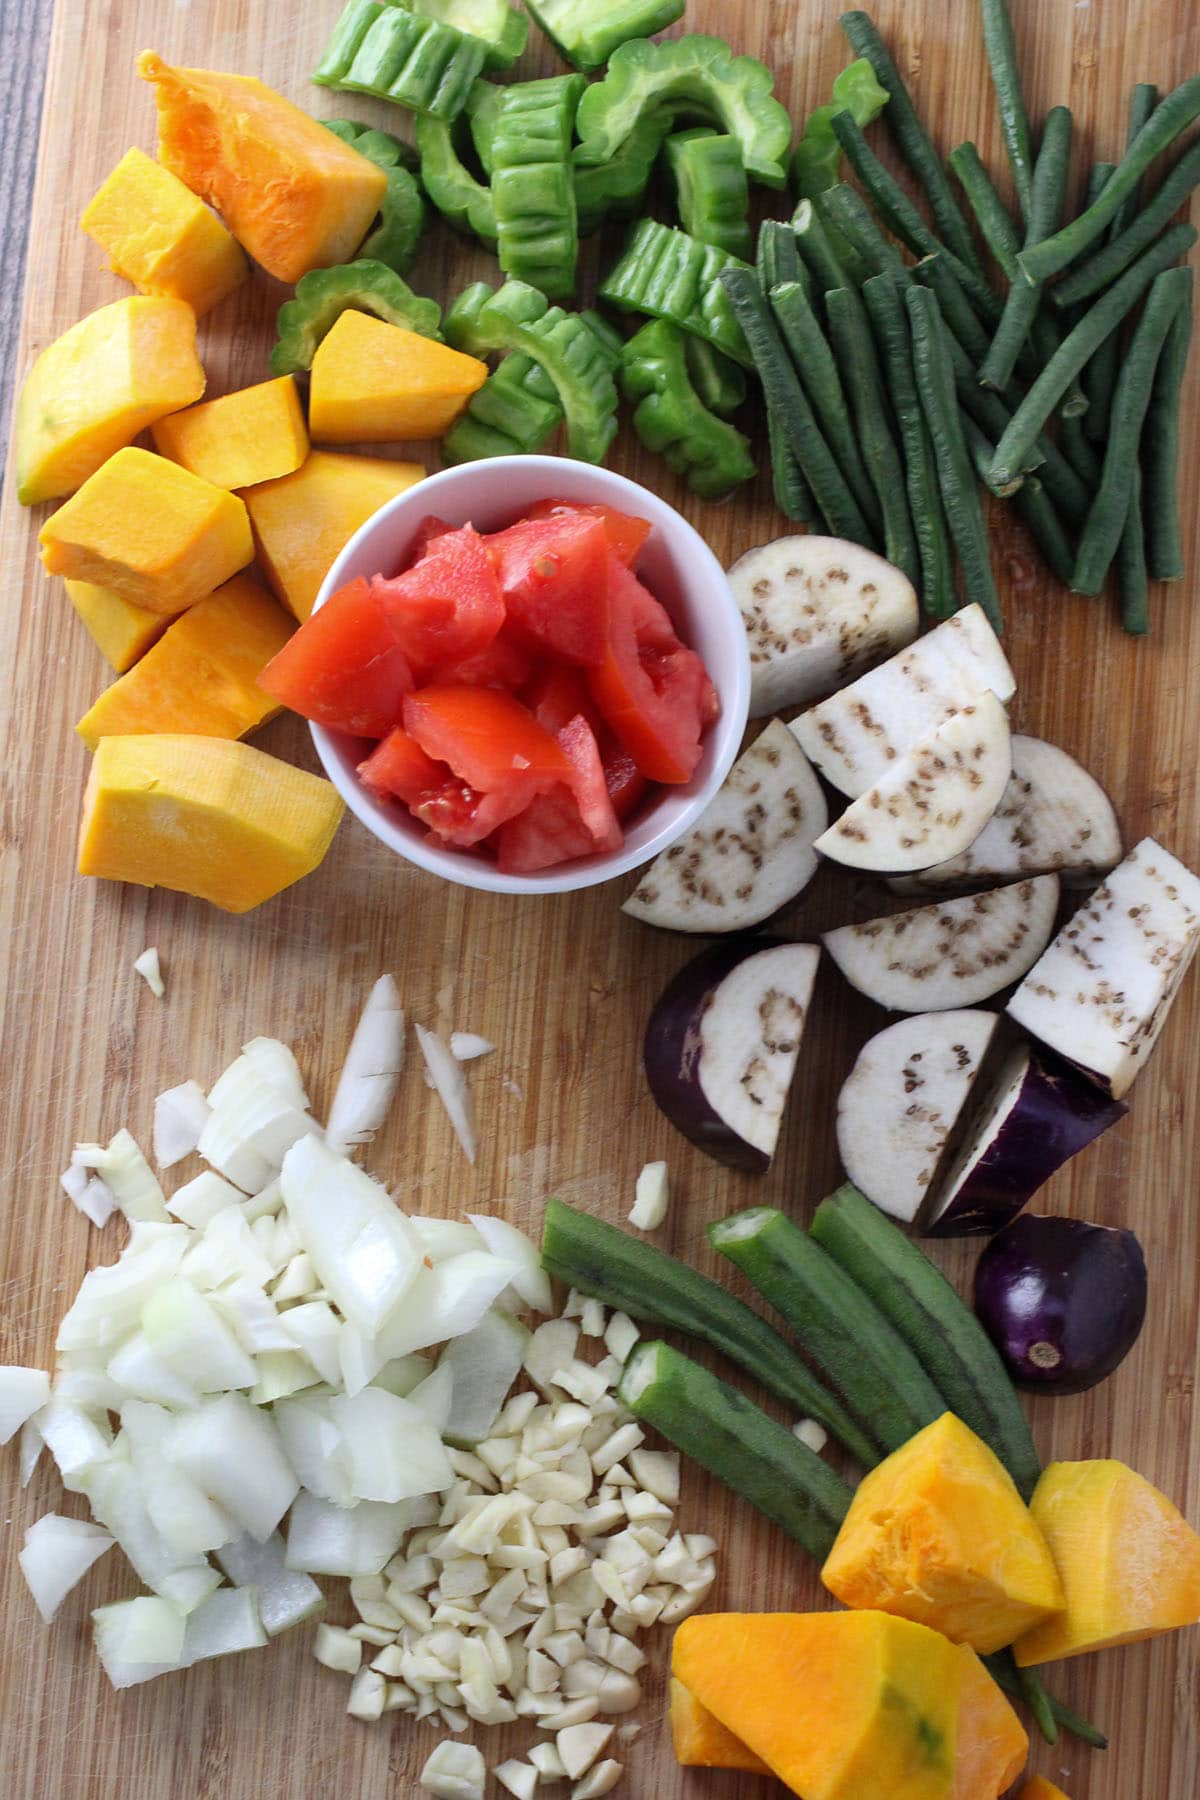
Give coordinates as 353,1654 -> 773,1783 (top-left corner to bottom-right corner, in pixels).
375,524 -> 505,678
487,513 -> 610,667
403,686 -> 571,797
405,513 -> 456,565
587,554 -> 711,784
357,726 -> 450,806
603,746 -> 649,822
525,499 -> 652,569
523,663 -> 599,736
415,779 -> 539,849
559,716 -> 622,851
496,715 -> 621,873
258,576 -> 413,738
434,628 -> 533,692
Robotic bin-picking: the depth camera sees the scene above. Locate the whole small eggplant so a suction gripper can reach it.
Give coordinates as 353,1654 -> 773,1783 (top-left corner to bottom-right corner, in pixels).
974,1214 -> 1147,1394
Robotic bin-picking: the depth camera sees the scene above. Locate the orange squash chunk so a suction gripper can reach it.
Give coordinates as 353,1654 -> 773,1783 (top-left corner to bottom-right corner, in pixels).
668,1678 -> 770,1774
40,447 -> 254,615
821,1413 -> 1063,1655
1018,1782 -> 1072,1800
672,1610 -> 961,1800
308,310 -> 488,443
137,52 -> 387,283
152,376 -> 308,490
1013,1459 -> 1200,1667
76,575 -> 293,749
65,580 -> 174,674
243,449 -> 424,621
950,1647 -> 1028,1799
80,146 -> 247,318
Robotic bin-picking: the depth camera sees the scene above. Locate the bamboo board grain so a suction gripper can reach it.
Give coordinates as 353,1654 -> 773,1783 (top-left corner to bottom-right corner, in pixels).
2,1 -> 1200,1794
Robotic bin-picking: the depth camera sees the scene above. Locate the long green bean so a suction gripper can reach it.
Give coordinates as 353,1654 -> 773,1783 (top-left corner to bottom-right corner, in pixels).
827,286 -> 918,581
1143,275 -> 1193,581
1014,477 -> 1078,587
864,274 -> 958,615
1019,75 -> 1200,283
1072,267 -> 1190,596
1115,83 -> 1160,233
1118,467 -> 1150,636
839,10 -> 981,270
1060,414 -> 1101,488
980,105 -> 1073,391
757,218 -> 807,295
989,221 -> 1198,488
820,182 -> 911,282
906,284 -> 1003,630
757,223 -> 816,521
914,253 -> 990,364
980,0 -> 1035,222
1054,136 -> 1200,311
1076,163 -> 1121,443
770,280 -> 882,530
959,410 -> 1022,496
791,196 -> 858,296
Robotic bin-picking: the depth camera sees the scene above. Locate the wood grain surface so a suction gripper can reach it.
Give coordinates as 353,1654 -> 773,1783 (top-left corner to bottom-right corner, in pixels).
2,2 -> 1199,1795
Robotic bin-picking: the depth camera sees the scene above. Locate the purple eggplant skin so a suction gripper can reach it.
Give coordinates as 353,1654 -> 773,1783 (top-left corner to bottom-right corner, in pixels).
925,1047 -> 1128,1238
643,935 -> 787,1175
974,1214 -> 1148,1394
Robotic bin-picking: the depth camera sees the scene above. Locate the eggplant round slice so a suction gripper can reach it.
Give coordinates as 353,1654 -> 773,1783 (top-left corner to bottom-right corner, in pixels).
823,875 -> 1060,1013
644,939 -> 820,1172
924,1042 -> 1128,1237
726,534 -> 919,718
836,1009 -> 1001,1223
889,735 -> 1123,895
622,720 -> 827,934
814,693 -> 1012,874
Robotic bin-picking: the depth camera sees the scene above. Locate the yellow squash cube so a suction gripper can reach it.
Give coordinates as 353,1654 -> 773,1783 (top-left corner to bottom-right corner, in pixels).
949,1647 -> 1028,1800
80,146 -> 248,318
1013,1459 -> 1200,1667
308,310 -> 488,443
152,376 -> 308,489
243,449 -> 424,621
1018,1782 -> 1072,1800
76,575 -> 294,749
40,447 -> 254,615
15,295 -> 205,505
139,53 -> 387,283
78,734 -> 344,913
65,580 -> 173,674
672,1610 -> 961,1800
821,1413 -> 1063,1655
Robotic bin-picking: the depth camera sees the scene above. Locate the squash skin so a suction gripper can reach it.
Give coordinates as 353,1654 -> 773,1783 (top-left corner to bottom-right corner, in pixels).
242,449 -> 424,620
1017,1781 -> 1071,1800
152,375 -> 309,490
307,309 -> 489,442
672,1610 -> 961,1800
138,52 -> 388,283
668,1677 -> 771,1773
949,1646 -> 1028,1800
80,146 -> 248,318
15,295 -> 205,506
64,580 -> 173,674
75,575 -> 294,749
77,734 -> 344,912
1013,1459 -> 1200,1667
39,447 -> 255,615
821,1413 -> 1064,1655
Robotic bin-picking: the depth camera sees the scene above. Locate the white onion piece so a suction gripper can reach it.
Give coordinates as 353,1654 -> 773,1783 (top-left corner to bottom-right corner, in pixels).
74,1130 -> 168,1223
212,1281 -> 296,1357
92,1587 -> 266,1690
215,1530 -> 325,1635
467,1214 -> 553,1315
56,1223 -> 189,1356
82,1454 -> 219,1607
60,1162 -> 117,1229
338,1324 -> 385,1399
52,1367 -> 126,1415
285,1490 -> 412,1577
326,975 -> 406,1155
439,1310 -> 529,1448
277,1302 -> 343,1387
209,1038 -> 307,1111
330,1387 -> 454,1503
19,1416 -> 44,1486
153,1081 -> 211,1170
107,1334 -> 200,1411
274,1396 -> 353,1505
375,1252 -> 524,1361
415,1025 -> 477,1164
142,1279 -> 258,1393
133,947 -> 166,999
18,1513 -> 114,1623
199,1074 -> 315,1194
36,1399 -> 112,1488
411,1216 -> 488,1262
0,1366 -> 51,1445
120,1400 -> 237,1556
280,1134 -> 424,1339
450,1033 -> 494,1062
250,1351 -> 321,1405
371,1354 -> 433,1397
163,1392 -> 299,1541
165,1171 -> 243,1230
182,1208 -> 276,1294
406,1361 -> 456,1435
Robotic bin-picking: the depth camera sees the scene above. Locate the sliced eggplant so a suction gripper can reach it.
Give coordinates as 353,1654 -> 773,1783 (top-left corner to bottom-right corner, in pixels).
622,721 -> 827,934
726,535 -> 919,718
1007,836 -> 1200,1100
792,603 -> 1015,799
814,693 -> 1012,874
836,1009 -> 1002,1223
889,735 -> 1123,895
644,939 -> 821,1173
823,875 -> 1060,1013
923,1043 -> 1128,1237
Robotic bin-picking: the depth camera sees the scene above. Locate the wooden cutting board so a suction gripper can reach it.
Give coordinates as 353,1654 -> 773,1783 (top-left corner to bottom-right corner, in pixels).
2,1 -> 1199,1794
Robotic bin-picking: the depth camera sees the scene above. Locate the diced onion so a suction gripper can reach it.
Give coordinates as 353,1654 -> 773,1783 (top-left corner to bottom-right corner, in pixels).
18,1513 -> 114,1623
133,947 -> 165,999
153,1081 -> 211,1170
326,975 -> 406,1155
415,1026 -> 477,1164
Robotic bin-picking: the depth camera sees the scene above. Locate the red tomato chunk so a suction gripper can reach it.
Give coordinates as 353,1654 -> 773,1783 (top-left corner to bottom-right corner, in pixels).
373,524 -> 505,677
487,513 -> 610,667
524,499 -> 652,570
257,575 -> 412,738
587,553 -> 715,786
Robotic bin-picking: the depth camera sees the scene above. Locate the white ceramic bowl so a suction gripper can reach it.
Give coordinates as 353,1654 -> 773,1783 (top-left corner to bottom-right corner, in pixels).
310,456 -> 750,894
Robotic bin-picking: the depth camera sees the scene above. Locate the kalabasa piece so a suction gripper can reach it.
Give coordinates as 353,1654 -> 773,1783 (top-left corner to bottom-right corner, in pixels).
575,34 -> 791,186
599,219 -> 753,365
888,734 -> 1123,895
1006,836 -> 1200,1099
623,720 -> 826,933
312,0 -> 487,122
79,147 -> 248,318
726,535 -> 918,718
152,376 -> 308,491
618,317 -> 756,501
308,310 -> 487,442
271,261 -> 442,377
821,1413 -> 1064,1655
822,875 -> 1060,1012
794,602 -> 1014,800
